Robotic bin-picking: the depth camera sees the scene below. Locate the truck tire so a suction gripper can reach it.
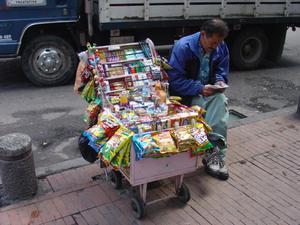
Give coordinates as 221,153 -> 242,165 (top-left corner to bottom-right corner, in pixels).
231,28 -> 268,70
21,35 -> 77,86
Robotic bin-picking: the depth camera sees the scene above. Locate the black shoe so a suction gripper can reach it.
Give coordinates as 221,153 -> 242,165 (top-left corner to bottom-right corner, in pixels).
205,159 -> 229,181
203,148 -> 229,181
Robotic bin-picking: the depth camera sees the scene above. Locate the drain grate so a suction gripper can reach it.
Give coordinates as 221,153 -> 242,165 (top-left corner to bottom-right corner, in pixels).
229,109 -> 247,120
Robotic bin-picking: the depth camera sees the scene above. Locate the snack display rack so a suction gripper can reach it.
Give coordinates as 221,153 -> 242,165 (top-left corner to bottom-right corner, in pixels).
76,40 -> 212,219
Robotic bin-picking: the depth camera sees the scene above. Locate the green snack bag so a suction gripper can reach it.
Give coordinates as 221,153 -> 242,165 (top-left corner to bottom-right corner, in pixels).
100,126 -> 133,165
110,138 -> 131,169
121,143 -> 131,168
81,80 -> 96,103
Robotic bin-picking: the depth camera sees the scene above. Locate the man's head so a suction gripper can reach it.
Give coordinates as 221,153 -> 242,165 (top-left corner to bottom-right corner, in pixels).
200,19 -> 229,53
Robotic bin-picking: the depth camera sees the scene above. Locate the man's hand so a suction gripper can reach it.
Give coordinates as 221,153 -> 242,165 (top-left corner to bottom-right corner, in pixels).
202,85 -> 215,97
202,81 -> 228,96
214,81 -> 227,93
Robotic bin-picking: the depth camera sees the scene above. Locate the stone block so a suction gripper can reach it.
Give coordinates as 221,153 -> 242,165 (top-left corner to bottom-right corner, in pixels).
0,133 -> 37,203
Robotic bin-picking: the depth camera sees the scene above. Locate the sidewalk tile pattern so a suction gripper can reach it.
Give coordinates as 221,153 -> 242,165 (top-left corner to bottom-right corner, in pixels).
0,115 -> 299,225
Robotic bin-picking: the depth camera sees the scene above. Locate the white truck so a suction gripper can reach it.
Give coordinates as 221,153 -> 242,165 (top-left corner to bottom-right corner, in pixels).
1,0 -> 299,86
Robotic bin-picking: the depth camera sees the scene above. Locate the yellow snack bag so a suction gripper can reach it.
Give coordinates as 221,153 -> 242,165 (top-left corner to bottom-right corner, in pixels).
153,131 -> 178,155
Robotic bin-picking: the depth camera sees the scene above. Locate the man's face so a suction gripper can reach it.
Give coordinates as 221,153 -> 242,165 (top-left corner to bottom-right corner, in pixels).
200,32 -> 224,53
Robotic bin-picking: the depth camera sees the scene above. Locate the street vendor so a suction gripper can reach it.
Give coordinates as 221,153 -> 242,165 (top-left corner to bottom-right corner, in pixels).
167,19 -> 230,180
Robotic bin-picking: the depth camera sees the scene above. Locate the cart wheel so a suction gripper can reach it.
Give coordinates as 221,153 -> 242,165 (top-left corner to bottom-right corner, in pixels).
110,170 -> 122,189
177,183 -> 190,203
131,196 -> 145,219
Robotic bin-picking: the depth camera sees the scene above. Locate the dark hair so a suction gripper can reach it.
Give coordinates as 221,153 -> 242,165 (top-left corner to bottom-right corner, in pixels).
201,19 -> 229,38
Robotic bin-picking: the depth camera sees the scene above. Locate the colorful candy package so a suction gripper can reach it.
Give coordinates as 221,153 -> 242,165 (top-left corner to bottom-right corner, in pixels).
80,79 -> 96,103
132,133 -> 160,160
170,126 -> 196,152
100,126 -> 134,165
82,125 -> 108,153
191,105 -> 212,133
190,123 -> 213,155
83,103 -> 101,127
110,137 -> 131,169
97,110 -> 121,137
83,125 -> 105,142
121,143 -> 131,168
153,131 -> 178,155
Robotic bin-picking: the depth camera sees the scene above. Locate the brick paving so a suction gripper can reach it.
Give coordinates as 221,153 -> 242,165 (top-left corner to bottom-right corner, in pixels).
0,114 -> 299,225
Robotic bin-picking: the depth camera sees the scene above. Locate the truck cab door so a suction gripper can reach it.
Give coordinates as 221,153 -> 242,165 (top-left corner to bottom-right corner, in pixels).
0,0 -> 80,57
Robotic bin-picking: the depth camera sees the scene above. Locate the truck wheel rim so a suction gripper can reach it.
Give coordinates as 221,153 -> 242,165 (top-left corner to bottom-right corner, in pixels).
240,37 -> 262,63
34,48 -> 64,76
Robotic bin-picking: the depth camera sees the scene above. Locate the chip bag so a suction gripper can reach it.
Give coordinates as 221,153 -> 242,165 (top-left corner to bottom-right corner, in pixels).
153,131 -> 178,155
121,144 -> 131,168
133,133 -> 160,160
170,126 -> 196,152
82,125 -> 109,152
81,79 -> 96,103
98,110 -> 121,138
190,123 -> 213,155
83,103 -> 101,127
83,125 -> 105,142
110,137 -> 131,169
100,126 -> 134,165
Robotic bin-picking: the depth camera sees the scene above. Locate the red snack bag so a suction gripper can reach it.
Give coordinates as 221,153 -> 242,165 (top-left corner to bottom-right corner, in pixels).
101,120 -> 120,138
97,110 -> 121,138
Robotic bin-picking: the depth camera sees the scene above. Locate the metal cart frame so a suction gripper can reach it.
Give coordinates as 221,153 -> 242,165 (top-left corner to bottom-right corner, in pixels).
104,143 -> 198,219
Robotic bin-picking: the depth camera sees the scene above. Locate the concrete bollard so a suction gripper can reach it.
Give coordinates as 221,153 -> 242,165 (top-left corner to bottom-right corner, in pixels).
0,133 -> 37,203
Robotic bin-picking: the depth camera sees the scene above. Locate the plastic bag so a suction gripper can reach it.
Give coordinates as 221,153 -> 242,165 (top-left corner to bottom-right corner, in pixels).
78,134 -> 98,163
83,103 -> 101,127
81,80 -> 96,103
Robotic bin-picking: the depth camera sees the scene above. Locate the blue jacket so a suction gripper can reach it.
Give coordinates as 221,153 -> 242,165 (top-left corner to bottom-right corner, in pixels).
167,32 -> 229,98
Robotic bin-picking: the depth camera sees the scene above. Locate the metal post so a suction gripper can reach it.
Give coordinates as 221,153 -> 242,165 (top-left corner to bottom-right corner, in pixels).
144,0 -> 150,21
254,0 -> 260,17
284,0 -> 290,16
297,95 -> 300,117
0,133 -> 37,204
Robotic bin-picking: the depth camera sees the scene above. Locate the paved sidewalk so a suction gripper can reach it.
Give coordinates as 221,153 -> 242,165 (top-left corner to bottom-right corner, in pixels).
0,113 -> 299,225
